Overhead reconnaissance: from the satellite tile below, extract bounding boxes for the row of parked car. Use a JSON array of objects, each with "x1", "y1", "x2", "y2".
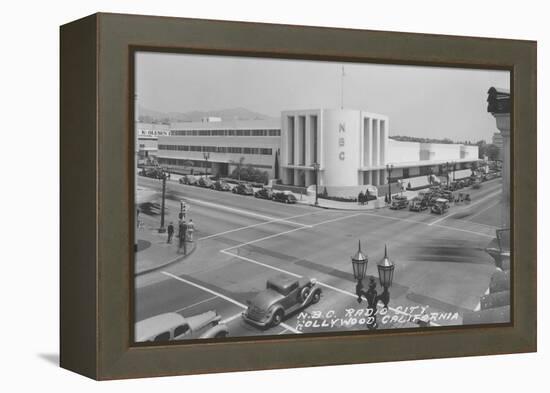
[
  {"x1": 178, "y1": 175, "x2": 298, "y2": 204},
  {"x1": 391, "y1": 171, "x2": 500, "y2": 215},
  {"x1": 390, "y1": 192, "x2": 451, "y2": 215}
]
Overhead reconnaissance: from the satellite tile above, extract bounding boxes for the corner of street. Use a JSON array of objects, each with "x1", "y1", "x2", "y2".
[{"x1": 135, "y1": 211, "x2": 197, "y2": 275}]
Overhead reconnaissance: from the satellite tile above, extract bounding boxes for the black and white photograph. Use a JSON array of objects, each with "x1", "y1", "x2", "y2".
[
  {"x1": 133, "y1": 52, "x2": 511, "y2": 343},
  {"x1": 2, "y1": 0, "x2": 545, "y2": 389}
]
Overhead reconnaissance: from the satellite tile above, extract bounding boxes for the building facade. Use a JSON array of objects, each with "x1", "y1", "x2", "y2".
[
  {"x1": 137, "y1": 122, "x2": 170, "y2": 164},
  {"x1": 280, "y1": 108, "x2": 478, "y2": 196},
  {"x1": 154, "y1": 108, "x2": 479, "y2": 195},
  {"x1": 156, "y1": 117, "x2": 281, "y2": 177}
]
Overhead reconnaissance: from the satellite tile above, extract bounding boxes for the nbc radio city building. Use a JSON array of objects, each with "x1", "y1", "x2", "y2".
[{"x1": 156, "y1": 108, "x2": 479, "y2": 196}]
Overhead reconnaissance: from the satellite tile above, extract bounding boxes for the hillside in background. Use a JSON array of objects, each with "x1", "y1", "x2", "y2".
[{"x1": 138, "y1": 106, "x2": 275, "y2": 124}]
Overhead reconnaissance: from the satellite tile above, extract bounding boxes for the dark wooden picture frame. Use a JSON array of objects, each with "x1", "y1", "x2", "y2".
[{"x1": 60, "y1": 13, "x2": 536, "y2": 380}]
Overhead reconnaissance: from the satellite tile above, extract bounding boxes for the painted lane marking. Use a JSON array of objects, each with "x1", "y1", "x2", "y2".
[
  {"x1": 199, "y1": 212, "x2": 317, "y2": 241},
  {"x1": 361, "y1": 212, "x2": 494, "y2": 238},
  {"x1": 466, "y1": 200, "x2": 500, "y2": 221},
  {"x1": 430, "y1": 223, "x2": 494, "y2": 238},
  {"x1": 181, "y1": 197, "x2": 312, "y2": 228},
  {"x1": 221, "y1": 250, "x2": 301, "y2": 277},
  {"x1": 428, "y1": 190, "x2": 501, "y2": 226},
  {"x1": 221, "y1": 312, "x2": 245, "y2": 324},
  {"x1": 174, "y1": 296, "x2": 217, "y2": 313},
  {"x1": 222, "y1": 213, "x2": 364, "y2": 252},
  {"x1": 161, "y1": 271, "x2": 301, "y2": 334}
]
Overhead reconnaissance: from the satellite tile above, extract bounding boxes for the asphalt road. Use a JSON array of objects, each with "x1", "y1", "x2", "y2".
[{"x1": 135, "y1": 176, "x2": 504, "y2": 340}]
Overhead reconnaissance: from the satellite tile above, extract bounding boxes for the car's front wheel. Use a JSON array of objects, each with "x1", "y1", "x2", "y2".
[{"x1": 271, "y1": 310, "x2": 284, "y2": 327}]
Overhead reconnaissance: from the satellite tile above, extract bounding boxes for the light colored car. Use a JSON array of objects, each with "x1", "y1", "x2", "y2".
[
  {"x1": 135, "y1": 311, "x2": 228, "y2": 343},
  {"x1": 242, "y1": 276, "x2": 321, "y2": 328}
]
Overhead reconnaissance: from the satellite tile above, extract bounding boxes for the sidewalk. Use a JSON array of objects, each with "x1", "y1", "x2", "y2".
[
  {"x1": 294, "y1": 191, "x2": 418, "y2": 211},
  {"x1": 135, "y1": 221, "x2": 197, "y2": 275}
]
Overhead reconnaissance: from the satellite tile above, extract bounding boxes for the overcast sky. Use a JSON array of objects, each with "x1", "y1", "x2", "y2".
[{"x1": 136, "y1": 52, "x2": 509, "y2": 143}]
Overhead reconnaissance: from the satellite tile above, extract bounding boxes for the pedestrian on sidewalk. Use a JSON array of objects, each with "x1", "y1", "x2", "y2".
[
  {"x1": 187, "y1": 219, "x2": 195, "y2": 242},
  {"x1": 178, "y1": 220, "x2": 188, "y2": 255},
  {"x1": 167, "y1": 222, "x2": 174, "y2": 243},
  {"x1": 358, "y1": 191, "x2": 364, "y2": 205}
]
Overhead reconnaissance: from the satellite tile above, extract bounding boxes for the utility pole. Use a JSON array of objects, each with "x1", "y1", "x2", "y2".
[
  {"x1": 386, "y1": 164, "x2": 394, "y2": 199},
  {"x1": 158, "y1": 174, "x2": 167, "y2": 233}
]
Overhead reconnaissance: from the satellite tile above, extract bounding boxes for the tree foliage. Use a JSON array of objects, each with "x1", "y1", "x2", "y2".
[
  {"x1": 476, "y1": 140, "x2": 501, "y2": 161},
  {"x1": 230, "y1": 164, "x2": 269, "y2": 184}
]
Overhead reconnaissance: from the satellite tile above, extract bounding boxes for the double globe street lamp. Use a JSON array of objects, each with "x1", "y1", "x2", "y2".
[{"x1": 351, "y1": 241, "x2": 396, "y2": 329}]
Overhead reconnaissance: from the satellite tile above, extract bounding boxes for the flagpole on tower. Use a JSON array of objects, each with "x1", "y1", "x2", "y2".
[
  {"x1": 341, "y1": 65, "x2": 345, "y2": 109},
  {"x1": 340, "y1": 65, "x2": 346, "y2": 109}
]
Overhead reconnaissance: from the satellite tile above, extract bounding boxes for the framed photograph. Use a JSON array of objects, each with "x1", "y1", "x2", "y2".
[{"x1": 60, "y1": 13, "x2": 537, "y2": 380}]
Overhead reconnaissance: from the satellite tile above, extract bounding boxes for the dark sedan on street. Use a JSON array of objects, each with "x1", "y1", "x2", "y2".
[
  {"x1": 254, "y1": 187, "x2": 273, "y2": 200},
  {"x1": 409, "y1": 196, "x2": 428, "y2": 212},
  {"x1": 232, "y1": 183, "x2": 254, "y2": 195},
  {"x1": 197, "y1": 177, "x2": 214, "y2": 188},
  {"x1": 212, "y1": 180, "x2": 231, "y2": 191},
  {"x1": 272, "y1": 191, "x2": 297, "y2": 204},
  {"x1": 389, "y1": 195, "x2": 408, "y2": 210},
  {"x1": 431, "y1": 198, "x2": 450, "y2": 214}
]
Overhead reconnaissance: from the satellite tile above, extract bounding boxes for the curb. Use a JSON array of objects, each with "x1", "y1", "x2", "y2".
[
  {"x1": 297, "y1": 201, "x2": 388, "y2": 212},
  {"x1": 135, "y1": 241, "x2": 197, "y2": 276}
]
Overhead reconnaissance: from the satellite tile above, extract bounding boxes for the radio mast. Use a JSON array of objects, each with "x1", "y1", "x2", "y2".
[{"x1": 340, "y1": 65, "x2": 346, "y2": 109}]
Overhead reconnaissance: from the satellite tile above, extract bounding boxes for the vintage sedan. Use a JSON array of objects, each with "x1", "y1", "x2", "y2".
[
  {"x1": 243, "y1": 276, "x2": 322, "y2": 328},
  {"x1": 197, "y1": 177, "x2": 214, "y2": 188},
  {"x1": 272, "y1": 191, "x2": 297, "y2": 204},
  {"x1": 409, "y1": 196, "x2": 428, "y2": 212},
  {"x1": 232, "y1": 183, "x2": 254, "y2": 195},
  {"x1": 212, "y1": 180, "x2": 231, "y2": 191},
  {"x1": 431, "y1": 198, "x2": 450, "y2": 215},
  {"x1": 254, "y1": 187, "x2": 273, "y2": 200},
  {"x1": 135, "y1": 311, "x2": 229, "y2": 343},
  {"x1": 389, "y1": 195, "x2": 408, "y2": 210}
]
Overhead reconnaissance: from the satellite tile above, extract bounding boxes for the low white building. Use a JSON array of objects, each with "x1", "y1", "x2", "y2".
[
  {"x1": 137, "y1": 122, "x2": 170, "y2": 164},
  {"x1": 280, "y1": 108, "x2": 479, "y2": 196},
  {"x1": 157, "y1": 118, "x2": 281, "y2": 176},
  {"x1": 154, "y1": 108, "x2": 479, "y2": 196}
]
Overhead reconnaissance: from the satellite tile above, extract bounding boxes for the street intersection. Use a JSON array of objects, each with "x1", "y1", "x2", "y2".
[{"x1": 135, "y1": 176, "x2": 503, "y2": 338}]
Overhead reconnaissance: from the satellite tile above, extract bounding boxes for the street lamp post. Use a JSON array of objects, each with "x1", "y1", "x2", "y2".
[
  {"x1": 351, "y1": 242, "x2": 395, "y2": 330},
  {"x1": 452, "y1": 161, "x2": 456, "y2": 182},
  {"x1": 311, "y1": 162, "x2": 320, "y2": 206},
  {"x1": 386, "y1": 164, "x2": 394, "y2": 201},
  {"x1": 158, "y1": 172, "x2": 167, "y2": 233},
  {"x1": 203, "y1": 152, "x2": 211, "y2": 177}
]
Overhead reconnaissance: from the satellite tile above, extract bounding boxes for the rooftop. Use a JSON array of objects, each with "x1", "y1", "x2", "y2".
[{"x1": 171, "y1": 117, "x2": 281, "y2": 131}]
